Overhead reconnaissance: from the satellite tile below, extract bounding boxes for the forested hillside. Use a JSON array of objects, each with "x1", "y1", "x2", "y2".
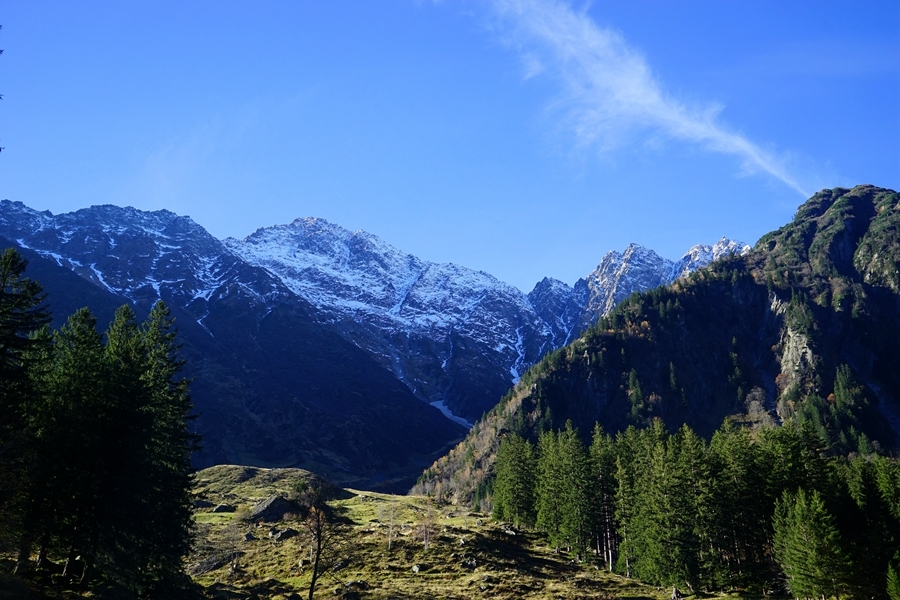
[
  {"x1": 492, "y1": 420, "x2": 899, "y2": 597},
  {"x1": 412, "y1": 184, "x2": 900, "y2": 596},
  {"x1": 416, "y1": 184, "x2": 899, "y2": 502}
]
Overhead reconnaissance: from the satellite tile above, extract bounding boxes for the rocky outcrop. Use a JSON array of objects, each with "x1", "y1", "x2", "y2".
[{"x1": 248, "y1": 496, "x2": 302, "y2": 523}]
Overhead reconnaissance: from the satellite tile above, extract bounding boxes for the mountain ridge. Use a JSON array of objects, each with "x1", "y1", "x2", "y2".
[{"x1": 0, "y1": 200, "x2": 468, "y2": 491}]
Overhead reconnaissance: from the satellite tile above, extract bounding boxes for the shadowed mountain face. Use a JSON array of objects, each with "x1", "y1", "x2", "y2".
[
  {"x1": 415, "y1": 185, "x2": 900, "y2": 503},
  {"x1": 0, "y1": 203, "x2": 466, "y2": 491}
]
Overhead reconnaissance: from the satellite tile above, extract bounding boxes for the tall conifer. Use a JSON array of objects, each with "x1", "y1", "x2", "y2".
[
  {"x1": 773, "y1": 488, "x2": 852, "y2": 599},
  {"x1": 589, "y1": 424, "x2": 618, "y2": 571},
  {"x1": 0, "y1": 248, "x2": 50, "y2": 552},
  {"x1": 493, "y1": 434, "x2": 536, "y2": 528}
]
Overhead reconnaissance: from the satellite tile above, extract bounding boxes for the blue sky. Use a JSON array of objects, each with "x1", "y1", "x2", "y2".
[{"x1": 1, "y1": 1, "x2": 897, "y2": 291}]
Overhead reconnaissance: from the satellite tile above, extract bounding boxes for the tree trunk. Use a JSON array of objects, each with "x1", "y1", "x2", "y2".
[
  {"x1": 307, "y1": 535, "x2": 322, "y2": 600},
  {"x1": 13, "y1": 536, "x2": 33, "y2": 575}
]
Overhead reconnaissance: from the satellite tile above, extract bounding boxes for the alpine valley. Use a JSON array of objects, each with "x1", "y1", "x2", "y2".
[{"x1": 0, "y1": 196, "x2": 751, "y2": 488}]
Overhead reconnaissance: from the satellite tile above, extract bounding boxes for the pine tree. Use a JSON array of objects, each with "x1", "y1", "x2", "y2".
[
  {"x1": 535, "y1": 422, "x2": 593, "y2": 557},
  {"x1": 616, "y1": 422, "x2": 707, "y2": 589},
  {"x1": 613, "y1": 425, "x2": 645, "y2": 577},
  {"x1": 773, "y1": 488, "x2": 852, "y2": 599},
  {"x1": 589, "y1": 424, "x2": 618, "y2": 571},
  {"x1": 0, "y1": 248, "x2": 50, "y2": 398},
  {"x1": 19, "y1": 307, "x2": 109, "y2": 578},
  {"x1": 835, "y1": 455, "x2": 900, "y2": 597},
  {"x1": 760, "y1": 421, "x2": 830, "y2": 501},
  {"x1": 888, "y1": 562, "x2": 900, "y2": 600},
  {"x1": 705, "y1": 421, "x2": 769, "y2": 587},
  {"x1": 134, "y1": 301, "x2": 198, "y2": 591},
  {"x1": 556, "y1": 422, "x2": 592, "y2": 558},
  {"x1": 11, "y1": 302, "x2": 197, "y2": 593},
  {"x1": 671, "y1": 425, "x2": 708, "y2": 589},
  {"x1": 536, "y1": 430, "x2": 564, "y2": 548},
  {"x1": 0, "y1": 248, "x2": 50, "y2": 553},
  {"x1": 492, "y1": 434, "x2": 536, "y2": 528}
]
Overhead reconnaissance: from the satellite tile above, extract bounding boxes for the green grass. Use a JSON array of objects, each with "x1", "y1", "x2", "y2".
[{"x1": 189, "y1": 465, "x2": 761, "y2": 599}]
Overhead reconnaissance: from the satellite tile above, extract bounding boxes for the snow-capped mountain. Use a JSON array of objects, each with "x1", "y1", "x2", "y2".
[
  {"x1": 0, "y1": 199, "x2": 749, "y2": 480},
  {"x1": 226, "y1": 217, "x2": 749, "y2": 421},
  {"x1": 224, "y1": 218, "x2": 554, "y2": 422},
  {"x1": 0, "y1": 201, "x2": 468, "y2": 490},
  {"x1": 0, "y1": 200, "x2": 285, "y2": 315},
  {"x1": 670, "y1": 238, "x2": 751, "y2": 280},
  {"x1": 528, "y1": 238, "x2": 751, "y2": 346}
]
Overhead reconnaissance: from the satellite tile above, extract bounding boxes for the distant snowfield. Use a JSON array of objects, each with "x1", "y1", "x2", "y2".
[{"x1": 429, "y1": 400, "x2": 473, "y2": 429}]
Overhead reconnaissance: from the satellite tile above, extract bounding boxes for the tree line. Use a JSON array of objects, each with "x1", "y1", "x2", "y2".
[
  {"x1": 492, "y1": 417, "x2": 900, "y2": 598},
  {"x1": 0, "y1": 248, "x2": 198, "y2": 596}
]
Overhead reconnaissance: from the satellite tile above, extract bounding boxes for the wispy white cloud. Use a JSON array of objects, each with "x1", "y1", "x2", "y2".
[{"x1": 488, "y1": 0, "x2": 810, "y2": 196}]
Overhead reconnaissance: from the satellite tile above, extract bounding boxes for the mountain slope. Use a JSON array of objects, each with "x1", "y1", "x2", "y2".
[
  {"x1": 0, "y1": 201, "x2": 466, "y2": 490},
  {"x1": 414, "y1": 185, "x2": 900, "y2": 503},
  {"x1": 224, "y1": 218, "x2": 553, "y2": 422},
  {"x1": 226, "y1": 217, "x2": 748, "y2": 422}
]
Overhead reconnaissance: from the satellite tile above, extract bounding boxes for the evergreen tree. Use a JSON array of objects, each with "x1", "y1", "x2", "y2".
[
  {"x1": 613, "y1": 425, "x2": 645, "y2": 578},
  {"x1": 835, "y1": 455, "x2": 900, "y2": 598},
  {"x1": 627, "y1": 369, "x2": 646, "y2": 424},
  {"x1": 133, "y1": 301, "x2": 198, "y2": 591},
  {"x1": 759, "y1": 420, "x2": 830, "y2": 501},
  {"x1": 0, "y1": 248, "x2": 50, "y2": 551},
  {"x1": 492, "y1": 433, "x2": 536, "y2": 528},
  {"x1": 11, "y1": 302, "x2": 197, "y2": 593},
  {"x1": 535, "y1": 422, "x2": 593, "y2": 557},
  {"x1": 556, "y1": 421, "x2": 592, "y2": 558},
  {"x1": 671, "y1": 425, "x2": 709, "y2": 589},
  {"x1": 773, "y1": 488, "x2": 852, "y2": 599},
  {"x1": 589, "y1": 424, "x2": 618, "y2": 571},
  {"x1": 0, "y1": 248, "x2": 50, "y2": 399},
  {"x1": 888, "y1": 562, "x2": 900, "y2": 600},
  {"x1": 705, "y1": 421, "x2": 770, "y2": 588},
  {"x1": 536, "y1": 430, "x2": 564, "y2": 548},
  {"x1": 91, "y1": 302, "x2": 197, "y2": 593},
  {"x1": 19, "y1": 307, "x2": 109, "y2": 578}
]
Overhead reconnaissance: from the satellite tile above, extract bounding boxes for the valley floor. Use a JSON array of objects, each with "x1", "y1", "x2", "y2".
[{"x1": 187, "y1": 466, "x2": 765, "y2": 600}]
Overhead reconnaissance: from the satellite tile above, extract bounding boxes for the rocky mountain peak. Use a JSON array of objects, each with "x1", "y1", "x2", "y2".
[
  {"x1": 670, "y1": 237, "x2": 750, "y2": 280},
  {"x1": 0, "y1": 201, "x2": 287, "y2": 316}
]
